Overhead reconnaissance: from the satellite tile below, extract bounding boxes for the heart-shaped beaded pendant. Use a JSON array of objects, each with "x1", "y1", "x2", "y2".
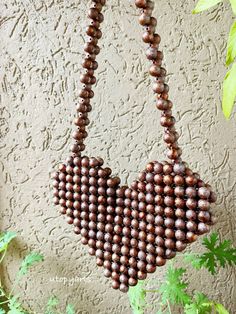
[
  {"x1": 52, "y1": 156, "x2": 216, "y2": 292},
  {"x1": 52, "y1": 0, "x2": 217, "y2": 293}
]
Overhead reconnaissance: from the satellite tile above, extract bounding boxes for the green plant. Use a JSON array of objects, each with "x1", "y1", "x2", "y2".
[
  {"x1": 128, "y1": 232, "x2": 236, "y2": 314},
  {"x1": 0, "y1": 231, "x2": 75, "y2": 314},
  {"x1": 192, "y1": 0, "x2": 236, "y2": 119}
]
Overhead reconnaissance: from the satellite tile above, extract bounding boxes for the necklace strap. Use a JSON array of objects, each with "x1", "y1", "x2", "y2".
[{"x1": 71, "y1": 0, "x2": 182, "y2": 163}]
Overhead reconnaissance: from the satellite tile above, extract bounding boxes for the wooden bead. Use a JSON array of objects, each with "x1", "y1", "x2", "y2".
[
  {"x1": 135, "y1": 0, "x2": 148, "y2": 8},
  {"x1": 146, "y1": 47, "x2": 158, "y2": 60},
  {"x1": 142, "y1": 32, "x2": 154, "y2": 43},
  {"x1": 139, "y1": 14, "x2": 151, "y2": 26},
  {"x1": 153, "y1": 82, "x2": 165, "y2": 93}
]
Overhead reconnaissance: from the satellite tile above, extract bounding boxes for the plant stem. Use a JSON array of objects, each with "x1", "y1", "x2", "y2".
[
  {"x1": 9, "y1": 274, "x2": 21, "y2": 298},
  {"x1": 167, "y1": 300, "x2": 172, "y2": 314},
  {"x1": 144, "y1": 289, "x2": 159, "y2": 293},
  {"x1": 0, "y1": 250, "x2": 7, "y2": 264}
]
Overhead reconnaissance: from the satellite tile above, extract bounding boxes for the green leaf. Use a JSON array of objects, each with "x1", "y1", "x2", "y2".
[
  {"x1": 45, "y1": 296, "x2": 59, "y2": 314},
  {"x1": 8, "y1": 296, "x2": 27, "y2": 314},
  {"x1": 0, "y1": 288, "x2": 5, "y2": 298},
  {"x1": 226, "y1": 21, "x2": 236, "y2": 66},
  {"x1": 214, "y1": 303, "x2": 230, "y2": 314},
  {"x1": 0, "y1": 309, "x2": 6, "y2": 314},
  {"x1": 0, "y1": 232, "x2": 17, "y2": 253},
  {"x1": 192, "y1": 0, "x2": 222, "y2": 14},
  {"x1": 159, "y1": 266, "x2": 191, "y2": 306},
  {"x1": 184, "y1": 253, "x2": 202, "y2": 269},
  {"x1": 18, "y1": 252, "x2": 44, "y2": 277},
  {"x1": 198, "y1": 232, "x2": 236, "y2": 274},
  {"x1": 66, "y1": 304, "x2": 75, "y2": 314},
  {"x1": 222, "y1": 63, "x2": 236, "y2": 119},
  {"x1": 128, "y1": 281, "x2": 146, "y2": 314},
  {"x1": 229, "y1": 0, "x2": 236, "y2": 15},
  {"x1": 184, "y1": 293, "x2": 212, "y2": 314}
]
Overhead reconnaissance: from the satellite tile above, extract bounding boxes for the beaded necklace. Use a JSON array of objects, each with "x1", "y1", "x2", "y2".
[{"x1": 52, "y1": 0, "x2": 217, "y2": 293}]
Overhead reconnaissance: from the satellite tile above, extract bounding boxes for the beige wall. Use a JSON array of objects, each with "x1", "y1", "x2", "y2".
[{"x1": 1, "y1": 0, "x2": 236, "y2": 313}]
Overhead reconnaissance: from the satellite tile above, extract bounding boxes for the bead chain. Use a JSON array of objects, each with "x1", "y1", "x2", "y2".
[{"x1": 71, "y1": 0, "x2": 182, "y2": 162}]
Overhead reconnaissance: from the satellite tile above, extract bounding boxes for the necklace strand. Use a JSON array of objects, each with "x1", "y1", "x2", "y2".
[{"x1": 71, "y1": 0, "x2": 182, "y2": 163}]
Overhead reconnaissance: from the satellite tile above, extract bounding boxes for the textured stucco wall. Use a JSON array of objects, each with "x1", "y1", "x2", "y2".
[{"x1": 0, "y1": 0, "x2": 236, "y2": 313}]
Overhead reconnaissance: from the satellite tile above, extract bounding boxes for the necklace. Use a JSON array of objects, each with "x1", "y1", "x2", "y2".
[{"x1": 52, "y1": 0, "x2": 217, "y2": 293}]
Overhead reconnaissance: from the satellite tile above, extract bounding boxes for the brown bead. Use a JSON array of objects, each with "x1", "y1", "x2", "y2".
[
  {"x1": 175, "y1": 230, "x2": 186, "y2": 241},
  {"x1": 175, "y1": 208, "x2": 185, "y2": 218},
  {"x1": 186, "y1": 231, "x2": 197, "y2": 243},
  {"x1": 160, "y1": 116, "x2": 175, "y2": 127},
  {"x1": 185, "y1": 175, "x2": 197, "y2": 186},
  {"x1": 198, "y1": 223, "x2": 210, "y2": 234},
  {"x1": 153, "y1": 82, "x2": 165, "y2": 94},
  {"x1": 139, "y1": 14, "x2": 151, "y2": 25},
  {"x1": 165, "y1": 239, "x2": 175, "y2": 250},
  {"x1": 186, "y1": 198, "x2": 197, "y2": 210},
  {"x1": 146, "y1": 47, "x2": 158, "y2": 60},
  {"x1": 185, "y1": 187, "x2": 197, "y2": 198},
  {"x1": 156, "y1": 256, "x2": 166, "y2": 266},
  {"x1": 167, "y1": 148, "x2": 180, "y2": 160},
  {"x1": 198, "y1": 211, "x2": 211, "y2": 223},
  {"x1": 176, "y1": 241, "x2": 187, "y2": 252},
  {"x1": 164, "y1": 196, "x2": 174, "y2": 207},
  {"x1": 128, "y1": 278, "x2": 138, "y2": 286},
  {"x1": 165, "y1": 228, "x2": 175, "y2": 239},
  {"x1": 135, "y1": 0, "x2": 148, "y2": 8},
  {"x1": 198, "y1": 187, "x2": 211, "y2": 199},
  {"x1": 164, "y1": 218, "x2": 175, "y2": 228},
  {"x1": 111, "y1": 272, "x2": 119, "y2": 281},
  {"x1": 209, "y1": 191, "x2": 217, "y2": 203},
  {"x1": 155, "y1": 236, "x2": 164, "y2": 247},
  {"x1": 137, "y1": 271, "x2": 147, "y2": 280},
  {"x1": 88, "y1": 8, "x2": 99, "y2": 19},
  {"x1": 112, "y1": 281, "x2": 119, "y2": 290},
  {"x1": 186, "y1": 210, "x2": 197, "y2": 220},
  {"x1": 164, "y1": 207, "x2": 175, "y2": 217},
  {"x1": 175, "y1": 219, "x2": 185, "y2": 230},
  {"x1": 146, "y1": 264, "x2": 156, "y2": 273},
  {"x1": 174, "y1": 186, "x2": 185, "y2": 197},
  {"x1": 163, "y1": 175, "x2": 173, "y2": 185},
  {"x1": 174, "y1": 175, "x2": 185, "y2": 186},
  {"x1": 198, "y1": 199, "x2": 210, "y2": 211},
  {"x1": 119, "y1": 274, "x2": 128, "y2": 284},
  {"x1": 165, "y1": 249, "x2": 176, "y2": 259},
  {"x1": 186, "y1": 221, "x2": 197, "y2": 232}
]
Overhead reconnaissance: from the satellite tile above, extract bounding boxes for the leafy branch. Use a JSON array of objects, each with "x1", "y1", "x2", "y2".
[
  {"x1": 193, "y1": 0, "x2": 236, "y2": 119},
  {"x1": 0, "y1": 231, "x2": 75, "y2": 314},
  {"x1": 128, "y1": 232, "x2": 235, "y2": 314},
  {"x1": 184, "y1": 232, "x2": 236, "y2": 274}
]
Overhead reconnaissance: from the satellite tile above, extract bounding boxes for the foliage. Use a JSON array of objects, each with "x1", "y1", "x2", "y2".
[
  {"x1": 128, "y1": 281, "x2": 146, "y2": 314},
  {"x1": 45, "y1": 296, "x2": 75, "y2": 314},
  {"x1": 222, "y1": 63, "x2": 236, "y2": 118},
  {"x1": 193, "y1": 0, "x2": 236, "y2": 118},
  {"x1": 184, "y1": 292, "x2": 229, "y2": 314},
  {"x1": 192, "y1": 0, "x2": 222, "y2": 13},
  {"x1": 184, "y1": 292, "x2": 212, "y2": 314},
  {"x1": 185, "y1": 232, "x2": 236, "y2": 274},
  {"x1": 0, "y1": 232, "x2": 17, "y2": 254},
  {"x1": 65, "y1": 304, "x2": 75, "y2": 314},
  {"x1": 18, "y1": 253, "x2": 44, "y2": 277},
  {"x1": 159, "y1": 266, "x2": 191, "y2": 306},
  {"x1": 128, "y1": 232, "x2": 235, "y2": 314},
  {"x1": 45, "y1": 297, "x2": 59, "y2": 314},
  {"x1": 226, "y1": 21, "x2": 236, "y2": 66},
  {"x1": 0, "y1": 231, "x2": 75, "y2": 314}
]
